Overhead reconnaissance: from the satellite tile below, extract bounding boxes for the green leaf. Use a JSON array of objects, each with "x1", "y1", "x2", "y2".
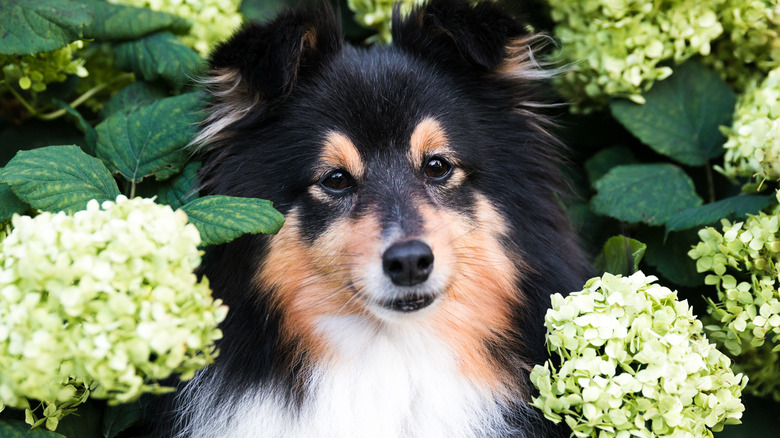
[
  {"x1": 640, "y1": 228, "x2": 704, "y2": 287},
  {"x1": 0, "y1": 0, "x2": 94, "y2": 55},
  {"x1": 240, "y1": 0, "x2": 289, "y2": 22},
  {"x1": 0, "y1": 145, "x2": 120, "y2": 213},
  {"x1": 101, "y1": 81, "x2": 168, "y2": 119},
  {"x1": 114, "y1": 32, "x2": 204, "y2": 92},
  {"x1": 55, "y1": 400, "x2": 102, "y2": 438},
  {"x1": 181, "y1": 195, "x2": 285, "y2": 246},
  {"x1": 584, "y1": 146, "x2": 638, "y2": 185},
  {"x1": 610, "y1": 61, "x2": 736, "y2": 166},
  {"x1": 95, "y1": 92, "x2": 202, "y2": 184},
  {"x1": 0, "y1": 183, "x2": 29, "y2": 222},
  {"x1": 0, "y1": 420, "x2": 65, "y2": 437},
  {"x1": 153, "y1": 161, "x2": 200, "y2": 209},
  {"x1": 0, "y1": 119, "x2": 86, "y2": 166},
  {"x1": 84, "y1": 0, "x2": 190, "y2": 41},
  {"x1": 55, "y1": 100, "x2": 97, "y2": 155},
  {"x1": 591, "y1": 163, "x2": 703, "y2": 226},
  {"x1": 665, "y1": 194, "x2": 775, "y2": 234},
  {"x1": 593, "y1": 235, "x2": 647, "y2": 276},
  {"x1": 101, "y1": 402, "x2": 142, "y2": 438},
  {"x1": 137, "y1": 161, "x2": 201, "y2": 210}
]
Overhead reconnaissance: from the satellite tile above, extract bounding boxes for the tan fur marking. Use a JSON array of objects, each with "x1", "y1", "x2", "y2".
[
  {"x1": 256, "y1": 209, "x2": 381, "y2": 363},
  {"x1": 301, "y1": 26, "x2": 318, "y2": 51},
  {"x1": 409, "y1": 117, "x2": 453, "y2": 170},
  {"x1": 318, "y1": 131, "x2": 364, "y2": 180},
  {"x1": 425, "y1": 195, "x2": 526, "y2": 395}
]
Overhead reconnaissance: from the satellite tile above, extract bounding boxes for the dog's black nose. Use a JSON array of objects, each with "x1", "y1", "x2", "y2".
[{"x1": 382, "y1": 240, "x2": 434, "y2": 286}]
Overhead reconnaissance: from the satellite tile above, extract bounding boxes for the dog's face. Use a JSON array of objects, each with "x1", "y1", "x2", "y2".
[{"x1": 196, "y1": 0, "x2": 588, "y2": 372}]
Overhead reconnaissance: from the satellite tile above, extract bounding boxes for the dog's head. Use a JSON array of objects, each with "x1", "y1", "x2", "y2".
[{"x1": 195, "y1": 0, "x2": 586, "y2": 371}]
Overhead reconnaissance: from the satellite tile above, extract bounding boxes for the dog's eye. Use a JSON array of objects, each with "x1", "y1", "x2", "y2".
[
  {"x1": 319, "y1": 170, "x2": 353, "y2": 193},
  {"x1": 424, "y1": 157, "x2": 452, "y2": 180}
]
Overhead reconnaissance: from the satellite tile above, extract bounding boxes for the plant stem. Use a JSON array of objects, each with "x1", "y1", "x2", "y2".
[
  {"x1": 9, "y1": 73, "x2": 135, "y2": 121},
  {"x1": 705, "y1": 160, "x2": 716, "y2": 204}
]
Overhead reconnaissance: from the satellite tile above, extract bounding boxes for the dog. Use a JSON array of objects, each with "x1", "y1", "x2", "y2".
[{"x1": 163, "y1": 0, "x2": 590, "y2": 436}]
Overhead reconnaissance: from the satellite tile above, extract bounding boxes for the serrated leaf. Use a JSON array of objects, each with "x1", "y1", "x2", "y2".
[
  {"x1": 0, "y1": 145, "x2": 120, "y2": 213},
  {"x1": 181, "y1": 195, "x2": 285, "y2": 246},
  {"x1": 0, "y1": 183, "x2": 29, "y2": 222},
  {"x1": 665, "y1": 194, "x2": 775, "y2": 234},
  {"x1": 154, "y1": 161, "x2": 200, "y2": 209},
  {"x1": 95, "y1": 92, "x2": 202, "y2": 183},
  {"x1": 101, "y1": 402, "x2": 142, "y2": 438},
  {"x1": 640, "y1": 228, "x2": 703, "y2": 287},
  {"x1": 591, "y1": 164, "x2": 703, "y2": 226},
  {"x1": 101, "y1": 81, "x2": 168, "y2": 119},
  {"x1": 114, "y1": 31, "x2": 204, "y2": 92},
  {"x1": 83, "y1": 0, "x2": 190, "y2": 41},
  {"x1": 584, "y1": 146, "x2": 638, "y2": 185},
  {"x1": 593, "y1": 235, "x2": 647, "y2": 276},
  {"x1": 137, "y1": 161, "x2": 201, "y2": 210},
  {"x1": 610, "y1": 61, "x2": 736, "y2": 166},
  {"x1": 0, "y1": 420, "x2": 65, "y2": 437},
  {"x1": 0, "y1": 0, "x2": 93, "y2": 55}
]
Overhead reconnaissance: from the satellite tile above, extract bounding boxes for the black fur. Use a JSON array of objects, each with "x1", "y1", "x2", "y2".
[{"x1": 158, "y1": 1, "x2": 590, "y2": 436}]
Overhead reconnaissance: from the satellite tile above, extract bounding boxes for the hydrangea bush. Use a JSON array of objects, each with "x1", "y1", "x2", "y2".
[
  {"x1": 705, "y1": 0, "x2": 780, "y2": 90},
  {"x1": 720, "y1": 66, "x2": 780, "y2": 184},
  {"x1": 530, "y1": 272, "x2": 746, "y2": 437},
  {"x1": 547, "y1": 0, "x2": 726, "y2": 109},
  {"x1": 0, "y1": 196, "x2": 227, "y2": 429},
  {"x1": 547, "y1": 0, "x2": 779, "y2": 110},
  {"x1": 688, "y1": 204, "x2": 780, "y2": 400},
  {"x1": 108, "y1": 0, "x2": 243, "y2": 56}
]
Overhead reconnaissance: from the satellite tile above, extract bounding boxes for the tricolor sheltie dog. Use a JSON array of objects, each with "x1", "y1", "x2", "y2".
[{"x1": 165, "y1": 0, "x2": 590, "y2": 436}]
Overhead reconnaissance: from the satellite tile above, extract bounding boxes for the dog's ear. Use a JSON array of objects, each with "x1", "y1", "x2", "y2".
[
  {"x1": 195, "y1": 3, "x2": 341, "y2": 147},
  {"x1": 392, "y1": 0, "x2": 544, "y2": 76}
]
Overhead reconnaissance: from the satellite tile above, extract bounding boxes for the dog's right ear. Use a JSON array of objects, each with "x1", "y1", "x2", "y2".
[{"x1": 195, "y1": 4, "x2": 342, "y2": 148}]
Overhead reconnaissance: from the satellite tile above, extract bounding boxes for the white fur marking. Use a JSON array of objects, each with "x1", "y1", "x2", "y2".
[{"x1": 178, "y1": 316, "x2": 532, "y2": 438}]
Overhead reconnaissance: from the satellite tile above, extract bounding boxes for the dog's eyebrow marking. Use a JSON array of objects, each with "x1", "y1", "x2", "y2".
[
  {"x1": 317, "y1": 131, "x2": 364, "y2": 179},
  {"x1": 409, "y1": 117, "x2": 453, "y2": 169}
]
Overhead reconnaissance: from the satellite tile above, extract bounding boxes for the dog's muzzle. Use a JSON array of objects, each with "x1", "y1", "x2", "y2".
[{"x1": 381, "y1": 240, "x2": 436, "y2": 312}]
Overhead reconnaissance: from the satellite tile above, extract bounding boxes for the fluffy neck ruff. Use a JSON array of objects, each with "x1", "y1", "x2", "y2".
[{"x1": 176, "y1": 312, "x2": 545, "y2": 438}]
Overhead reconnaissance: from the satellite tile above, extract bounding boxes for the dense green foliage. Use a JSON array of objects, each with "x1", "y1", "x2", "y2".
[{"x1": 1, "y1": 0, "x2": 780, "y2": 436}]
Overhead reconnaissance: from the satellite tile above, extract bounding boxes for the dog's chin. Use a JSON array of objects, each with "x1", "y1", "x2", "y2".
[
  {"x1": 380, "y1": 293, "x2": 437, "y2": 313},
  {"x1": 363, "y1": 288, "x2": 443, "y2": 321}
]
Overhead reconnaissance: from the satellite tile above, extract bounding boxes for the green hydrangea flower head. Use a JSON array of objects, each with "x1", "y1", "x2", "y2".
[
  {"x1": 347, "y1": 0, "x2": 423, "y2": 43},
  {"x1": 108, "y1": 0, "x2": 243, "y2": 56},
  {"x1": 1, "y1": 41, "x2": 88, "y2": 93},
  {"x1": 530, "y1": 271, "x2": 746, "y2": 437},
  {"x1": 704, "y1": 0, "x2": 779, "y2": 90},
  {"x1": 689, "y1": 205, "x2": 780, "y2": 399},
  {"x1": 0, "y1": 196, "x2": 227, "y2": 429},
  {"x1": 548, "y1": 0, "x2": 727, "y2": 111},
  {"x1": 719, "y1": 66, "x2": 780, "y2": 183}
]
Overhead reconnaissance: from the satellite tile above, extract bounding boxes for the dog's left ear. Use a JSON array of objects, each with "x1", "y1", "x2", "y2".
[{"x1": 392, "y1": 0, "x2": 540, "y2": 76}]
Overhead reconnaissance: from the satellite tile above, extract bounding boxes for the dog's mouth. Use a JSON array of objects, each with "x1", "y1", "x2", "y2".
[{"x1": 380, "y1": 294, "x2": 436, "y2": 313}]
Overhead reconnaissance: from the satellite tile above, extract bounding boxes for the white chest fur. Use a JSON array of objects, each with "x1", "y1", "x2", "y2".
[{"x1": 180, "y1": 315, "x2": 529, "y2": 438}]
